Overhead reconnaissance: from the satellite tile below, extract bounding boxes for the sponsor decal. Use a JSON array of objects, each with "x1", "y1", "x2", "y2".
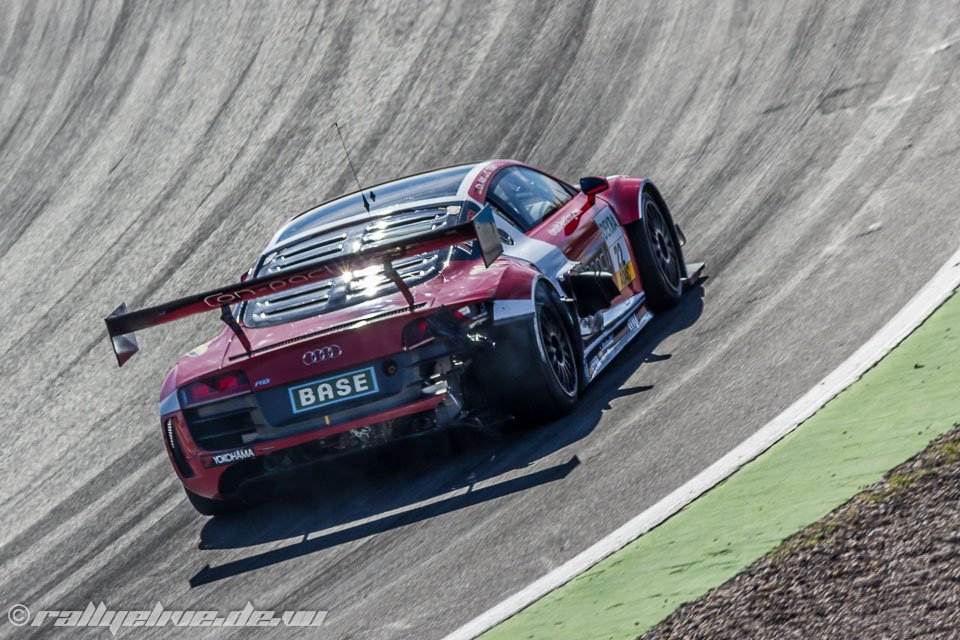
[
  {"x1": 470, "y1": 161, "x2": 507, "y2": 200},
  {"x1": 202, "y1": 266, "x2": 337, "y2": 308},
  {"x1": 301, "y1": 345, "x2": 342, "y2": 366},
  {"x1": 584, "y1": 246, "x2": 613, "y2": 273},
  {"x1": 599, "y1": 333, "x2": 615, "y2": 352},
  {"x1": 288, "y1": 367, "x2": 379, "y2": 415},
  {"x1": 185, "y1": 341, "x2": 210, "y2": 357},
  {"x1": 588, "y1": 355, "x2": 602, "y2": 377},
  {"x1": 587, "y1": 309, "x2": 653, "y2": 379},
  {"x1": 596, "y1": 208, "x2": 620, "y2": 240},
  {"x1": 205, "y1": 447, "x2": 255, "y2": 467},
  {"x1": 595, "y1": 208, "x2": 636, "y2": 290},
  {"x1": 254, "y1": 377, "x2": 271, "y2": 387},
  {"x1": 548, "y1": 207, "x2": 584, "y2": 236}
]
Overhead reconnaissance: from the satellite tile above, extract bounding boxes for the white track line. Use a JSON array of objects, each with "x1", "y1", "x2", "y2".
[{"x1": 444, "y1": 247, "x2": 960, "y2": 640}]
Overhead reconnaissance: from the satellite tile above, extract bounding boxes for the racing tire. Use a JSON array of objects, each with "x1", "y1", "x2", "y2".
[
  {"x1": 478, "y1": 282, "x2": 580, "y2": 427},
  {"x1": 184, "y1": 488, "x2": 246, "y2": 516},
  {"x1": 629, "y1": 190, "x2": 685, "y2": 313}
]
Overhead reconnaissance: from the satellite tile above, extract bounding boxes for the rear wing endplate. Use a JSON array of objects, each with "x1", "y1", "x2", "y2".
[{"x1": 105, "y1": 205, "x2": 502, "y2": 367}]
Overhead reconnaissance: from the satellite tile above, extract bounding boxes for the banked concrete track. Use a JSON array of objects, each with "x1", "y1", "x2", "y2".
[{"x1": 1, "y1": 1, "x2": 959, "y2": 638}]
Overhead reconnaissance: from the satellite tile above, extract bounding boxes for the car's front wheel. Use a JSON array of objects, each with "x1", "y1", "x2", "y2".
[{"x1": 629, "y1": 190, "x2": 685, "y2": 313}]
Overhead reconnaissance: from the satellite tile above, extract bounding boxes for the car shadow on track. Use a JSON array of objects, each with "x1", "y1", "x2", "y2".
[{"x1": 189, "y1": 282, "x2": 706, "y2": 588}]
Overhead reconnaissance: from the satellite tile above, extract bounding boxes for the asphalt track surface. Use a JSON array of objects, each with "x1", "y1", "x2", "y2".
[{"x1": 1, "y1": 2, "x2": 959, "y2": 638}]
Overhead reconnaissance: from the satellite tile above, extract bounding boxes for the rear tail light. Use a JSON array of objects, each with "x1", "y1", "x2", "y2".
[
  {"x1": 181, "y1": 371, "x2": 250, "y2": 405},
  {"x1": 163, "y1": 417, "x2": 195, "y2": 478},
  {"x1": 165, "y1": 418, "x2": 176, "y2": 450}
]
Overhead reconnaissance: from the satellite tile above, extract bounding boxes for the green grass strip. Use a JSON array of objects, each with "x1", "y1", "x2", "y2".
[{"x1": 483, "y1": 291, "x2": 960, "y2": 640}]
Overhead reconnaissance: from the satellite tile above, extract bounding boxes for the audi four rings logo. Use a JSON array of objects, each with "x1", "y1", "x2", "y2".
[{"x1": 302, "y1": 345, "x2": 342, "y2": 365}]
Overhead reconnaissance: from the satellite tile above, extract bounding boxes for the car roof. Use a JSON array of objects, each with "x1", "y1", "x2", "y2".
[{"x1": 269, "y1": 162, "x2": 482, "y2": 248}]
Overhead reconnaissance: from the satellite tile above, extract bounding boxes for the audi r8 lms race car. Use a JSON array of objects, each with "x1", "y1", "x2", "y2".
[{"x1": 105, "y1": 160, "x2": 703, "y2": 515}]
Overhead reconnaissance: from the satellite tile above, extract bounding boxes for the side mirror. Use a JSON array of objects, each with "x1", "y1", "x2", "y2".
[{"x1": 579, "y1": 176, "x2": 608, "y2": 196}]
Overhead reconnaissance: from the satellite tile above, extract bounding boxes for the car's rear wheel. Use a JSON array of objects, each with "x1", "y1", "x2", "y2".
[
  {"x1": 184, "y1": 487, "x2": 245, "y2": 516},
  {"x1": 629, "y1": 190, "x2": 685, "y2": 313},
  {"x1": 477, "y1": 282, "x2": 580, "y2": 426}
]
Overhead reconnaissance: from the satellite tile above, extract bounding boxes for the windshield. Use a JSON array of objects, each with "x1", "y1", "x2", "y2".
[{"x1": 275, "y1": 164, "x2": 474, "y2": 244}]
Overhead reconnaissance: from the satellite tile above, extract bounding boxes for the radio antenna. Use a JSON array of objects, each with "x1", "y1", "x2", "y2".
[
  {"x1": 333, "y1": 122, "x2": 370, "y2": 212},
  {"x1": 333, "y1": 122, "x2": 362, "y2": 191}
]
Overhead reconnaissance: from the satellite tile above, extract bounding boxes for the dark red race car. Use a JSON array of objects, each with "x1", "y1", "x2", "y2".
[{"x1": 106, "y1": 160, "x2": 703, "y2": 514}]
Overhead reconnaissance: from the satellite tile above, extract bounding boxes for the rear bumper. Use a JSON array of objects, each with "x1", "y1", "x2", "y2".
[
  {"x1": 165, "y1": 333, "x2": 477, "y2": 500},
  {"x1": 174, "y1": 393, "x2": 447, "y2": 500},
  {"x1": 160, "y1": 304, "x2": 527, "y2": 501}
]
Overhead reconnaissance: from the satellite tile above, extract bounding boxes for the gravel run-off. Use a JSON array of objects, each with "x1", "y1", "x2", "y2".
[{"x1": 642, "y1": 426, "x2": 960, "y2": 640}]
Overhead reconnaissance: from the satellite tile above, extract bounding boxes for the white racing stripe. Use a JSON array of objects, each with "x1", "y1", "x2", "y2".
[{"x1": 444, "y1": 246, "x2": 960, "y2": 640}]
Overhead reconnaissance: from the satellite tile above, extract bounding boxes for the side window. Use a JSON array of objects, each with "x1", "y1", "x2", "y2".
[{"x1": 488, "y1": 167, "x2": 574, "y2": 231}]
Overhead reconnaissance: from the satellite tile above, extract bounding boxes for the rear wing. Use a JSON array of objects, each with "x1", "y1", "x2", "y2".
[{"x1": 105, "y1": 204, "x2": 503, "y2": 367}]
